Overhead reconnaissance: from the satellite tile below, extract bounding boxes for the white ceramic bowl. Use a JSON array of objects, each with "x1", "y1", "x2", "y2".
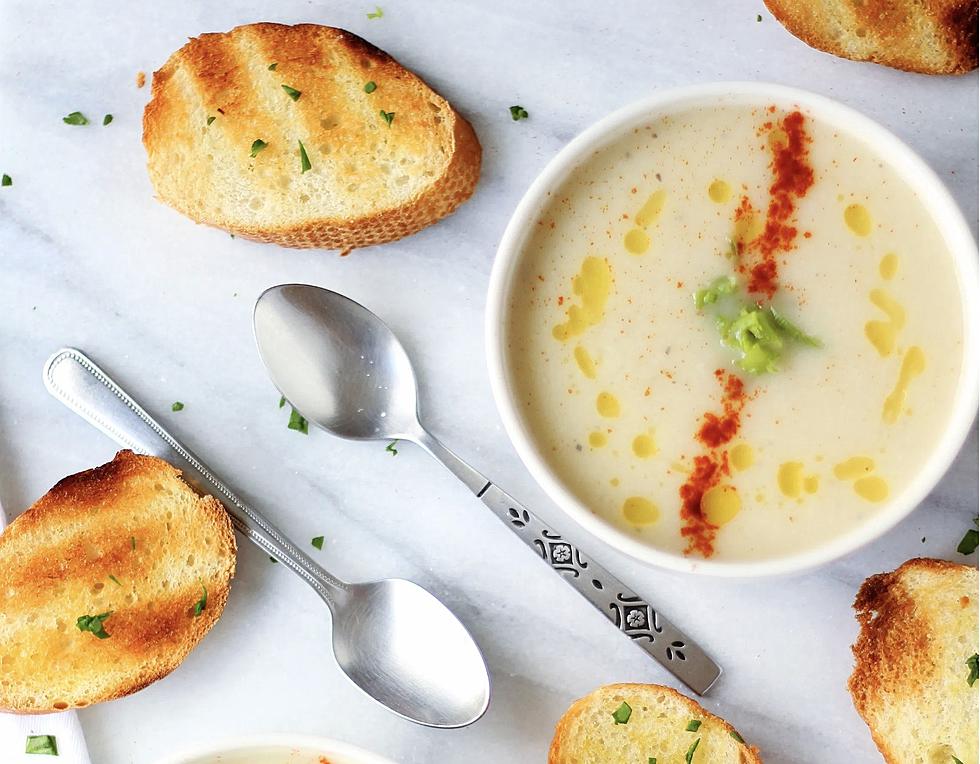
[
  {"x1": 151, "y1": 734, "x2": 398, "y2": 764},
  {"x1": 486, "y1": 81, "x2": 979, "y2": 577}
]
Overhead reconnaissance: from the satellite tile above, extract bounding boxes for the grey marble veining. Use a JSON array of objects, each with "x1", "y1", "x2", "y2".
[{"x1": 1, "y1": 1, "x2": 977, "y2": 762}]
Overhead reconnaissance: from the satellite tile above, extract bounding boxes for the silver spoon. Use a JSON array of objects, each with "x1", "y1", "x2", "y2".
[
  {"x1": 253, "y1": 284, "x2": 722, "y2": 695},
  {"x1": 42, "y1": 347, "x2": 491, "y2": 728}
]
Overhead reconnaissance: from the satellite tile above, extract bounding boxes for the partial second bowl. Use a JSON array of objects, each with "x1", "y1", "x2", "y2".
[
  {"x1": 151, "y1": 734, "x2": 397, "y2": 764},
  {"x1": 486, "y1": 82, "x2": 978, "y2": 577}
]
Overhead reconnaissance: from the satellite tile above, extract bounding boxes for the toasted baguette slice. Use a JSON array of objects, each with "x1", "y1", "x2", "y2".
[
  {"x1": 549, "y1": 683, "x2": 762, "y2": 763},
  {"x1": 849, "y1": 558, "x2": 979, "y2": 764},
  {"x1": 764, "y1": 0, "x2": 978, "y2": 74},
  {"x1": 0, "y1": 451, "x2": 236, "y2": 713},
  {"x1": 143, "y1": 22, "x2": 481, "y2": 253}
]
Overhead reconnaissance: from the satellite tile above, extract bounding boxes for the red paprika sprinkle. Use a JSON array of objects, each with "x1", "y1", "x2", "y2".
[
  {"x1": 736, "y1": 109, "x2": 814, "y2": 299},
  {"x1": 678, "y1": 370, "x2": 748, "y2": 557}
]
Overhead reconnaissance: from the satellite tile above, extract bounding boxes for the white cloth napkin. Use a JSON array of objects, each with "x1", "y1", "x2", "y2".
[{"x1": 0, "y1": 497, "x2": 92, "y2": 763}]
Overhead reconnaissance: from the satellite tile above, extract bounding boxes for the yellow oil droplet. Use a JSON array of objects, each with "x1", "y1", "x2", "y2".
[
  {"x1": 777, "y1": 461, "x2": 805, "y2": 498},
  {"x1": 729, "y1": 443, "x2": 754, "y2": 471},
  {"x1": 833, "y1": 457, "x2": 875, "y2": 481},
  {"x1": 844, "y1": 203, "x2": 873, "y2": 237},
  {"x1": 588, "y1": 431, "x2": 607, "y2": 448},
  {"x1": 707, "y1": 179, "x2": 732, "y2": 203},
  {"x1": 768, "y1": 128, "x2": 789, "y2": 151},
  {"x1": 596, "y1": 392, "x2": 621, "y2": 418},
  {"x1": 854, "y1": 476, "x2": 889, "y2": 502},
  {"x1": 552, "y1": 257, "x2": 612, "y2": 342},
  {"x1": 632, "y1": 434, "x2": 657, "y2": 458},
  {"x1": 623, "y1": 228, "x2": 650, "y2": 255},
  {"x1": 883, "y1": 346, "x2": 926, "y2": 424},
  {"x1": 754, "y1": 491, "x2": 766, "y2": 503},
  {"x1": 670, "y1": 461, "x2": 690, "y2": 474},
  {"x1": 864, "y1": 288, "x2": 906, "y2": 357},
  {"x1": 574, "y1": 345, "x2": 597, "y2": 379},
  {"x1": 702, "y1": 484, "x2": 741, "y2": 526},
  {"x1": 804, "y1": 475, "x2": 820, "y2": 494},
  {"x1": 733, "y1": 212, "x2": 764, "y2": 248},
  {"x1": 622, "y1": 496, "x2": 660, "y2": 525},
  {"x1": 879, "y1": 252, "x2": 899, "y2": 280},
  {"x1": 610, "y1": 477, "x2": 620, "y2": 487},
  {"x1": 635, "y1": 189, "x2": 667, "y2": 228}
]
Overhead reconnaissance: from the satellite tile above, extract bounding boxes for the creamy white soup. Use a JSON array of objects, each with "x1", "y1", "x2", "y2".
[{"x1": 505, "y1": 102, "x2": 964, "y2": 562}]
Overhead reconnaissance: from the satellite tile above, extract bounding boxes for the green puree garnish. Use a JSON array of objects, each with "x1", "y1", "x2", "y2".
[{"x1": 695, "y1": 275, "x2": 821, "y2": 374}]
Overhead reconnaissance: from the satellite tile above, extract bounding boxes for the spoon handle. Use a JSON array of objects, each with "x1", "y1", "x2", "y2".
[
  {"x1": 416, "y1": 432, "x2": 721, "y2": 696},
  {"x1": 42, "y1": 347, "x2": 348, "y2": 605}
]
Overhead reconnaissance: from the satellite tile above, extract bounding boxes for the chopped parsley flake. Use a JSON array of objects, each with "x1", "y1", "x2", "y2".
[
  {"x1": 250, "y1": 139, "x2": 268, "y2": 158},
  {"x1": 279, "y1": 395, "x2": 286, "y2": 409},
  {"x1": 686, "y1": 719, "x2": 702, "y2": 732},
  {"x1": 957, "y1": 519, "x2": 978, "y2": 555},
  {"x1": 312, "y1": 535, "x2": 325, "y2": 550},
  {"x1": 76, "y1": 611, "x2": 112, "y2": 639},
  {"x1": 103, "y1": 114, "x2": 113, "y2": 126},
  {"x1": 288, "y1": 406, "x2": 309, "y2": 434},
  {"x1": 968, "y1": 653, "x2": 978, "y2": 686},
  {"x1": 130, "y1": 535, "x2": 136, "y2": 550},
  {"x1": 25, "y1": 735, "x2": 58, "y2": 755},
  {"x1": 611, "y1": 701, "x2": 631, "y2": 724},
  {"x1": 207, "y1": 115, "x2": 216, "y2": 126},
  {"x1": 730, "y1": 730, "x2": 745, "y2": 744},
  {"x1": 171, "y1": 401, "x2": 184, "y2": 412},
  {"x1": 1, "y1": 174, "x2": 10, "y2": 187},
  {"x1": 648, "y1": 759, "x2": 657, "y2": 764},
  {"x1": 367, "y1": 6, "x2": 384, "y2": 18},
  {"x1": 953, "y1": 758, "x2": 964, "y2": 764},
  {"x1": 386, "y1": 441, "x2": 398, "y2": 456},
  {"x1": 756, "y1": 13, "x2": 762, "y2": 21},
  {"x1": 281, "y1": 84, "x2": 302, "y2": 101},
  {"x1": 685, "y1": 738, "x2": 700, "y2": 764},
  {"x1": 380, "y1": 110, "x2": 395, "y2": 127},
  {"x1": 364, "y1": 81, "x2": 378, "y2": 94},
  {"x1": 108, "y1": 574, "x2": 122, "y2": 586},
  {"x1": 63, "y1": 111, "x2": 89, "y2": 125},
  {"x1": 298, "y1": 140, "x2": 312, "y2": 173},
  {"x1": 509, "y1": 105, "x2": 529, "y2": 121},
  {"x1": 268, "y1": 62, "x2": 278, "y2": 71},
  {"x1": 193, "y1": 583, "x2": 207, "y2": 617}
]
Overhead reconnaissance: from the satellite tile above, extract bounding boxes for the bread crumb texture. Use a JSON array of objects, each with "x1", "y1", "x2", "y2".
[
  {"x1": 764, "y1": 0, "x2": 978, "y2": 74},
  {"x1": 142, "y1": 23, "x2": 481, "y2": 252},
  {"x1": 549, "y1": 683, "x2": 763, "y2": 763},
  {"x1": 0, "y1": 450, "x2": 236, "y2": 713},
  {"x1": 850, "y1": 558, "x2": 979, "y2": 764}
]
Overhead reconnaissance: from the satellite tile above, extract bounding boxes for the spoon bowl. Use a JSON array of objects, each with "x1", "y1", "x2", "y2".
[
  {"x1": 334, "y1": 579, "x2": 490, "y2": 728},
  {"x1": 253, "y1": 284, "x2": 420, "y2": 441}
]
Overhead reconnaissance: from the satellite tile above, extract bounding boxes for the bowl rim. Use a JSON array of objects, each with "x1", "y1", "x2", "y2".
[
  {"x1": 485, "y1": 80, "x2": 979, "y2": 578},
  {"x1": 149, "y1": 733, "x2": 399, "y2": 764}
]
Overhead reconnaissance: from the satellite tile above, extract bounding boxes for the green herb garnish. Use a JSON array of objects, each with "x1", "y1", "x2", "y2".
[
  {"x1": 171, "y1": 401, "x2": 184, "y2": 412},
  {"x1": 250, "y1": 139, "x2": 268, "y2": 158},
  {"x1": 685, "y1": 738, "x2": 700, "y2": 764},
  {"x1": 288, "y1": 406, "x2": 309, "y2": 434},
  {"x1": 611, "y1": 701, "x2": 632, "y2": 724},
  {"x1": 730, "y1": 730, "x2": 745, "y2": 744},
  {"x1": 756, "y1": 13, "x2": 762, "y2": 21},
  {"x1": 278, "y1": 395, "x2": 286, "y2": 408},
  {"x1": 108, "y1": 574, "x2": 122, "y2": 586},
  {"x1": 509, "y1": 105, "x2": 529, "y2": 121},
  {"x1": 380, "y1": 110, "x2": 395, "y2": 127},
  {"x1": 953, "y1": 757, "x2": 964, "y2": 764},
  {"x1": 1, "y1": 174, "x2": 10, "y2": 187},
  {"x1": 769, "y1": 306, "x2": 822, "y2": 347},
  {"x1": 364, "y1": 81, "x2": 378, "y2": 94},
  {"x1": 386, "y1": 441, "x2": 398, "y2": 456},
  {"x1": 130, "y1": 535, "x2": 136, "y2": 550},
  {"x1": 648, "y1": 759, "x2": 657, "y2": 764},
  {"x1": 207, "y1": 115, "x2": 216, "y2": 126},
  {"x1": 957, "y1": 519, "x2": 978, "y2": 555},
  {"x1": 694, "y1": 275, "x2": 737, "y2": 309},
  {"x1": 76, "y1": 611, "x2": 112, "y2": 639},
  {"x1": 686, "y1": 719, "x2": 702, "y2": 732},
  {"x1": 25, "y1": 735, "x2": 58, "y2": 755},
  {"x1": 298, "y1": 140, "x2": 312, "y2": 173},
  {"x1": 103, "y1": 114, "x2": 113, "y2": 126},
  {"x1": 63, "y1": 111, "x2": 89, "y2": 125},
  {"x1": 281, "y1": 84, "x2": 302, "y2": 101},
  {"x1": 312, "y1": 536, "x2": 324, "y2": 550},
  {"x1": 367, "y1": 5, "x2": 384, "y2": 18},
  {"x1": 968, "y1": 653, "x2": 978, "y2": 686},
  {"x1": 268, "y1": 62, "x2": 278, "y2": 71},
  {"x1": 193, "y1": 583, "x2": 207, "y2": 617}
]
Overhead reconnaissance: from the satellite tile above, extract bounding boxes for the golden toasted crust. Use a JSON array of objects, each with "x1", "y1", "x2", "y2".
[
  {"x1": 0, "y1": 451, "x2": 236, "y2": 713},
  {"x1": 764, "y1": 0, "x2": 978, "y2": 74},
  {"x1": 849, "y1": 558, "x2": 979, "y2": 764},
  {"x1": 142, "y1": 23, "x2": 481, "y2": 253},
  {"x1": 549, "y1": 683, "x2": 762, "y2": 763}
]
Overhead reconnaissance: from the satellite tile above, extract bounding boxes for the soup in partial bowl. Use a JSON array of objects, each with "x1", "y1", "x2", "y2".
[
  {"x1": 487, "y1": 83, "x2": 977, "y2": 576},
  {"x1": 151, "y1": 735, "x2": 397, "y2": 764}
]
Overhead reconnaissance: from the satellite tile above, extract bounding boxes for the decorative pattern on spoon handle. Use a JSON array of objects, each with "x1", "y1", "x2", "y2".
[{"x1": 478, "y1": 482, "x2": 722, "y2": 695}]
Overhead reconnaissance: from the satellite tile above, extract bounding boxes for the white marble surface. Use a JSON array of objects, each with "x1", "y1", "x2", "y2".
[{"x1": 1, "y1": 1, "x2": 977, "y2": 762}]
